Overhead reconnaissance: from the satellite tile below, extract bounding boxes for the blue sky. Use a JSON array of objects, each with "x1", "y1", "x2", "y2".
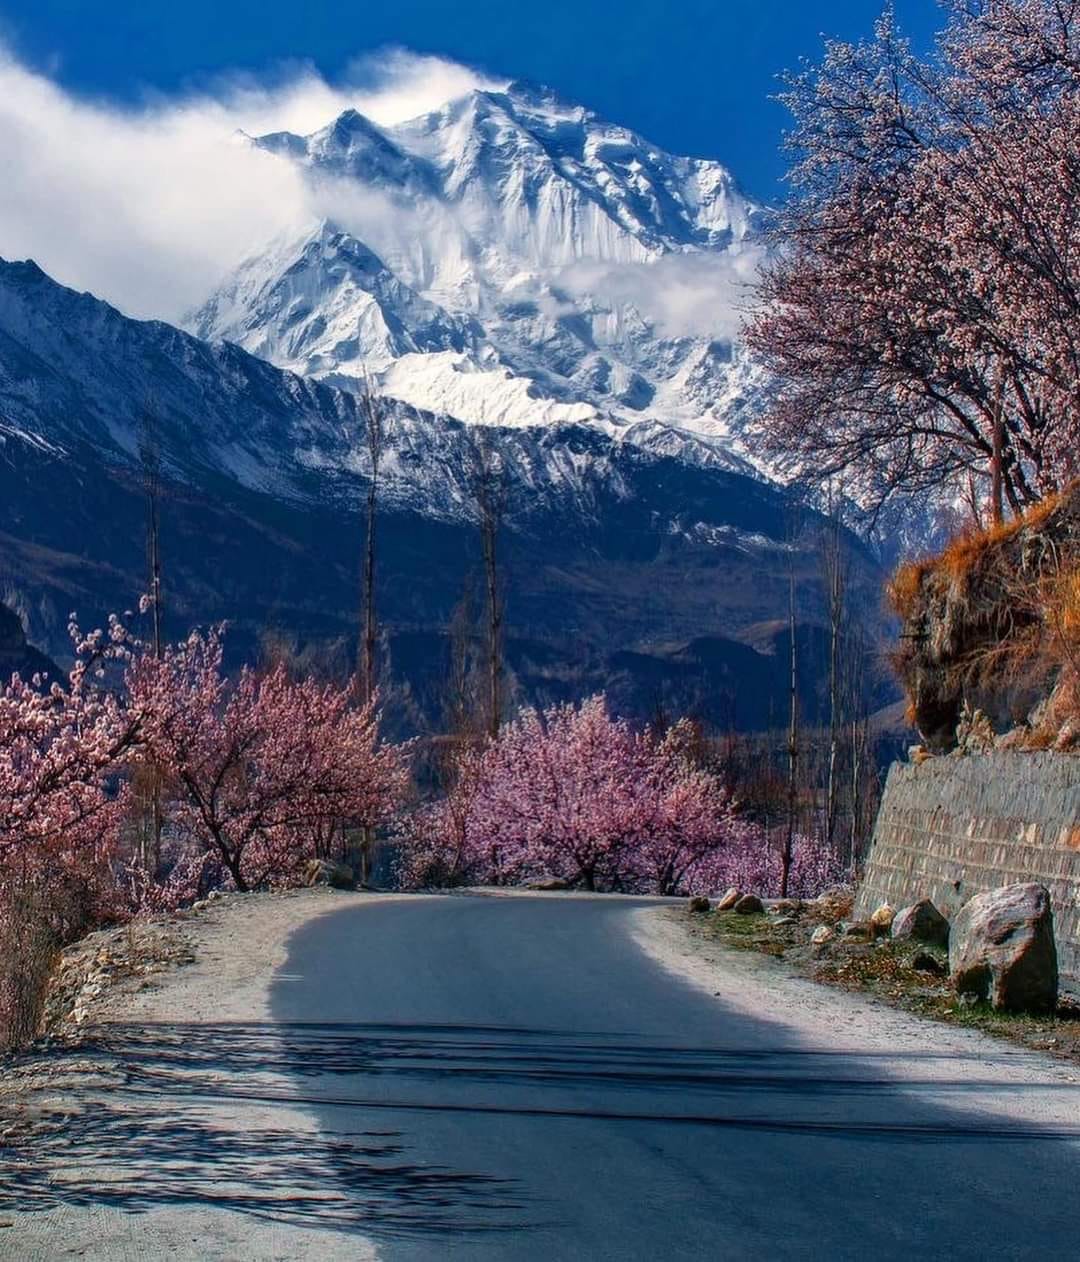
[{"x1": 0, "y1": 0, "x2": 940, "y2": 200}]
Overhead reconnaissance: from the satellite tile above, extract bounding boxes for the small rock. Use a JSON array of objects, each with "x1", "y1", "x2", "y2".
[
  {"x1": 714, "y1": 887, "x2": 741, "y2": 912},
  {"x1": 840, "y1": 920, "x2": 874, "y2": 939},
  {"x1": 732, "y1": 894, "x2": 764, "y2": 915},
  {"x1": 891, "y1": 899, "x2": 950, "y2": 948},
  {"x1": 911, "y1": 951, "x2": 947, "y2": 977},
  {"x1": 810, "y1": 925, "x2": 835, "y2": 946},
  {"x1": 302, "y1": 858, "x2": 356, "y2": 890},
  {"x1": 950, "y1": 883, "x2": 1058, "y2": 1012},
  {"x1": 772, "y1": 916, "x2": 798, "y2": 927},
  {"x1": 688, "y1": 895, "x2": 711, "y2": 914},
  {"x1": 814, "y1": 886, "x2": 854, "y2": 921},
  {"x1": 869, "y1": 904, "x2": 896, "y2": 937}
]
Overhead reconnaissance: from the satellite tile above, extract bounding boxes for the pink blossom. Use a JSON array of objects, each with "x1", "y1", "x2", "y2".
[{"x1": 402, "y1": 696, "x2": 841, "y2": 897}]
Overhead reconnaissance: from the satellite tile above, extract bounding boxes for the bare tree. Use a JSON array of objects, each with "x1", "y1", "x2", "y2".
[
  {"x1": 781, "y1": 570, "x2": 798, "y2": 898},
  {"x1": 138, "y1": 403, "x2": 164, "y2": 661},
  {"x1": 357, "y1": 376, "x2": 384, "y2": 707},
  {"x1": 780, "y1": 503, "x2": 803, "y2": 898},
  {"x1": 354, "y1": 377, "x2": 384, "y2": 885},
  {"x1": 466, "y1": 432, "x2": 508, "y2": 739},
  {"x1": 819, "y1": 488, "x2": 848, "y2": 850},
  {"x1": 137, "y1": 401, "x2": 165, "y2": 878},
  {"x1": 442, "y1": 587, "x2": 484, "y2": 743}
]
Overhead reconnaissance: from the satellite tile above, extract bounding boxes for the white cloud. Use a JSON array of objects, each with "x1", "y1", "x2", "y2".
[
  {"x1": 0, "y1": 46, "x2": 498, "y2": 320},
  {"x1": 557, "y1": 249, "x2": 766, "y2": 342}
]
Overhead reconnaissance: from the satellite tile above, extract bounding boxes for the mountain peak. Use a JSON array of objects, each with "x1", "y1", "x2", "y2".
[{"x1": 193, "y1": 81, "x2": 763, "y2": 447}]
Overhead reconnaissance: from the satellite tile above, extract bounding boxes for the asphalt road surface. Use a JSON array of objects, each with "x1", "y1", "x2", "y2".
[{"x1": 268, "y1": 894, "x2": 1080, "y2": 1260}]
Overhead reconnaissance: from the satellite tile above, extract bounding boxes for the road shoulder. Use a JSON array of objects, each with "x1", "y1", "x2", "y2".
[
  {"x1": 2, "y1": 888, "x2": 400, "y2": 1260},
  {"x1": 631, "y1": 904, "x2": 1079, "y2": 1121}
]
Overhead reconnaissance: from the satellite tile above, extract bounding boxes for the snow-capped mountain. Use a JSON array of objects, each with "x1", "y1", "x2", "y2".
[
  {"x1": 189, "y1": 81, "x2": 769, "y2": 454},
  {"x1": 0, "y1": 256, "x2": 889, "y2": 730}
]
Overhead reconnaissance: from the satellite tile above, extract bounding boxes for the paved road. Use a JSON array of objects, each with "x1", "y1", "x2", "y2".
[{"x1": 268, "y1": 894, "x2": 1080, "y2": 1260}]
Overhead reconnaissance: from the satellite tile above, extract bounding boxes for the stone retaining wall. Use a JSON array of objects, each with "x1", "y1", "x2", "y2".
[{"x1": 855, "y1": 752, "x2": 1080, "y2": 989}]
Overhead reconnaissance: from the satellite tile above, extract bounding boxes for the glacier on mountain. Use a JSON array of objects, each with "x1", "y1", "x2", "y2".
[{"x1": 189, "y1": 80, "x2": 769, "y2": 457}]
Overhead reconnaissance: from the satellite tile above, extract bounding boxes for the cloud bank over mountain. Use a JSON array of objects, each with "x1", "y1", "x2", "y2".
[
  {"x1": 0, "y1": 45, "x2": 502, "y2": 319},
  {"x1": 0, "y1": 43, "x2": 762, "y2": 346}
]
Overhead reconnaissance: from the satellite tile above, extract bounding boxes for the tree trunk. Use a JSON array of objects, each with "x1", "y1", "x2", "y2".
[
  {"x1": 991, "y1": 368, "x2": 1006, "y2": 526},
  {"x1": 140, "y1": 403, "x2": 165, "y2": 878},
  {"x1": 482, "y1": 512, "x2": 501, "y2": 739},
  {"x1": 782, "y1": 567, "x2": 798, "y2": 899},
  {"x1": 357, "y1": 380, "x2": 383, "y2": 884},
  {"x1": 468, "y1": 434, "x2": 506, "y2": 741},
  {"x1": 361, "y1": 476, "x2": 377, "y2": 705},
  {"x1": 821, "y1": 499, "x2": 844, "y2": 850}
]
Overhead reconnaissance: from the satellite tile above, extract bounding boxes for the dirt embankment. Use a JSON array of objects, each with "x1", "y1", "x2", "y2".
[{"x1": 890, "y1": 487, "x2": 1080, "y2": 752}]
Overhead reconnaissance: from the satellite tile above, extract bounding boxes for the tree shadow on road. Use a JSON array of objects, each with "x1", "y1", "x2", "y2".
[
  {"x1": 2, "y1": 1022, "x2": 526, "y2": 1240},
  {"x1": 6, "y1": 1018, "x2": 1080, "y2": 1251}
]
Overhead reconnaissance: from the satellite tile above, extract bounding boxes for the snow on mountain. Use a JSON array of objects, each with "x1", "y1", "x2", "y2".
[
  {"x1": 0, "y1": 254, "x2": 893, "y2": 736},
  {"x1": 188, "y1": 81, "x2": 767, "y2": 449},
  {"x1": 0, "y1": 256, "x2": 750, "y2": 524}
]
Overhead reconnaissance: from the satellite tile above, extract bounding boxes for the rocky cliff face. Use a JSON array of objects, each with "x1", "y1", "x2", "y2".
[{"x1": 890, "y1": 488, "x2": 1080, "y2": 752}]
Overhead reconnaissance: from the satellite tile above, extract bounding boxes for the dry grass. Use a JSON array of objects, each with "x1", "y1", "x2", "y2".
[
  {"x1": 887, "y1": 560, "x2": 929, "y2": 621},
  {"x1": 888, "y1": 487, "x2": 1080, "y2": 747},
  {"x1": 887, "y1": 488, "x2": 1071, "y2": 620},
  {"x1": 0, "y1": 887, "x2": 59, "y2": 1051},
  {"x1": 1045, "y1": 563, "x2": 1080, "y2": 655}
]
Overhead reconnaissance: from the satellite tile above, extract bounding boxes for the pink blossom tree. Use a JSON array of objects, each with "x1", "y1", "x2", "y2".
[
  {"x1": 402, "y1": 696, "x2": 822, "y2": 896},
  {"x1": 0, "y1": 613, "x2": 143, "y2": 1044},
  {"x1": 126, "y1": 627, "x2": 409, "y2": 893},
  {"x1": 0, "y1": 614, "x2": 138, "y2": 899},
  {"x1": 125, "y1": 628, "x2": 408, "y2": 888},
  {"x1": 745, "y1": 1, "x2": 1080, "y2": 520}
]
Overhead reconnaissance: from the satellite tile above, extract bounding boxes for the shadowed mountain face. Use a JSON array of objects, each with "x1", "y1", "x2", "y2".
[
  {"x1": 0, "y1": 601, "x2": 57, "y2": 684},
  {"x1": 0, "y1": 258, "x2": 890, "y2": 729}
]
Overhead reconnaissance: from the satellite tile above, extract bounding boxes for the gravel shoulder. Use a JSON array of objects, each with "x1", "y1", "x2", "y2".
[
  {"x1": 632, "y1": 905, "x2": 1080, "y2": 1127},
  {"x1": 1, "y1": 888, "x2": 409, "y2": 1261}
]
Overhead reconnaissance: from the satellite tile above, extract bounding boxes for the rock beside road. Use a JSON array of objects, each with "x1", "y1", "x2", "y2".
[
  {"x1": 950, "y1": 883, "x2": 1058, "y2": 1012},
  {"x1": 733, "y1": 894, "x2": 764, "y2": 915},
  {"x1": 892, "y1": 899, "x2": 950, "y2": 948},
  {"x1": 870, "y1": 904, "x2": 896, "y2": 937},
  {"x1": 302, "y1": 859, "x2": 355, "y2": 890},
  {"x1": 714, "y1": 888, "x2": 741, "y2": 912}
]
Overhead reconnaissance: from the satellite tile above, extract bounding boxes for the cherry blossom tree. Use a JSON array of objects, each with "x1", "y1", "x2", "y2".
[
  {"x1": 125, "y1": 627, "x2": 408, "y2": 892},
  {"x1": 0, "y1": 614, "x2": 138, "y2": 890},
  {"x1": 0, "y1": 613, "x2": 143, "y2": 1044},
  {"x1": 402, "y1": 696, "x2": 820, "y2": 896},
  {"x1": 746, "y1": 1, "x2": 1080, "y2": 520}
]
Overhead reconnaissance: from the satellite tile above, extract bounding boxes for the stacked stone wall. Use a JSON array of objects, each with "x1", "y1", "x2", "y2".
[{"x1": 855, "y1": 752, "x2": 1080, "y2": 989}]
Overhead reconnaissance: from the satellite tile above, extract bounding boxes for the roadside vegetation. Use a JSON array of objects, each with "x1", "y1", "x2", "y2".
[
  {"x1": 0, "y1": 614, "x2": 851, "y2": 1051},
  {"x1": 687, "y1": 904, "x2": 1080, "y2": 1063}
]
